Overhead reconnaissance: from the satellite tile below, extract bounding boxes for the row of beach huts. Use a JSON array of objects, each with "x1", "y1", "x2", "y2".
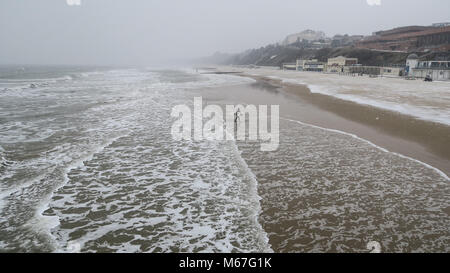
[{"x1": 282, "y1": 55, "x2": 450, "y2": 81}]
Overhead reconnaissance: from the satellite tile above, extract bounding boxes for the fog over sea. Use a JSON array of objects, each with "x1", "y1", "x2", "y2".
[{"x1": 0, "y1": 66, "x2": 448, "y2": 252}]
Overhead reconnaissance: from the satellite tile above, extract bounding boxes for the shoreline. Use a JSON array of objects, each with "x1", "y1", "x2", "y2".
[
  {"x1": 236, "y1": 73, "x2": 450, "y2": 178},
  {"x1": 199, "y1": 72, "x2": 450, "y2": 252}
]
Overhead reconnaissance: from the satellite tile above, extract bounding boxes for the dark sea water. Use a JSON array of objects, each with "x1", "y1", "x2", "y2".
[{"x1": 0, "y1": 66, "x2": 269, "y2": 252}]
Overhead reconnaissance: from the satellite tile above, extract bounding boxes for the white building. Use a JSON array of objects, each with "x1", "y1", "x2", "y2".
[
  {"x1": 282, "y1": 63, "x2": 297, "y2": 71},
  {"x1": 406, "y1": 54, "x2": 450, "y2": 81},
  {"x1": 326, "y1": 56, "x2": 358, "y2": 73},
  {"x1": 432, "y1": 22, "x2": 450, "y2": 28},
  {"x1": 413, "y1": 61, "x2": 450, "y2": 81},
  {"x1": 296, "y1": 59, "x2": 325, "y2": 72},
  {"x1": 405, "y1": 54, "x2": 419, "y2": 76}
]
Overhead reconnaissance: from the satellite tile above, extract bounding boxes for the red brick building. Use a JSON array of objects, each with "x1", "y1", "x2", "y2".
[{"x1": 356, "y1": 26, "x2": 450, "y2": 53}]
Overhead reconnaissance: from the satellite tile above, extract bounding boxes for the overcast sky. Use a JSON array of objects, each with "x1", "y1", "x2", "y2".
[{"x1": 0, "y1": 0, "x2": 449, "y2": 65}]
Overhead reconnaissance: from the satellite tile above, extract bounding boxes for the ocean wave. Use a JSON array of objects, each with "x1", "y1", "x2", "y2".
[
  {"x1": 281, "y1": 117, "x2": 449, "y2": 181},
  {"x1": 148, "y1": 69, "x2": 256, "y2": 92},
  {"x1": 224, "y1": 127, "x2": 273, "y2": 253},
  {"x1": 236, "y1": 117, "x2": 449, "y2": 252},
  {"x1": 27, "y1": 133, "x2": 129, "y2": 252}
]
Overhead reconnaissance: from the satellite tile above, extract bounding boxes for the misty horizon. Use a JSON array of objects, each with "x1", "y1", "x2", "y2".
[{"x1": 1, "y1": 0, "x2": 449, "y2": 66}]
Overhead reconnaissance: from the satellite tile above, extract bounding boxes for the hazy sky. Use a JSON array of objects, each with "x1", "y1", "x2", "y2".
[{"x1": 0, "y1": 0, "x2": 449, "y2": 65}]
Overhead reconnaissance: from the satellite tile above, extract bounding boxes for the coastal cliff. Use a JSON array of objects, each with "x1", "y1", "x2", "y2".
[{"x1": 199, "y1": 27, "x2": 450, "y2": 67}]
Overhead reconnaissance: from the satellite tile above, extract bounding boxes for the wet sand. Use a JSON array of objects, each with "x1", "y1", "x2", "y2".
[{"x1": 239, "y1": 74, "x2": 450, "y2": 177}]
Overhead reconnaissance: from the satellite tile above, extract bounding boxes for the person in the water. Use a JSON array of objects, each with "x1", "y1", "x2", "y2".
[{"x1": 234, "y1": 108, "x2": 240, "y2": 124}]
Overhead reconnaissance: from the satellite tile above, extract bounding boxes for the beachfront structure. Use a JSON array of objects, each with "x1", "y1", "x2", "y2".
[
  {"x1": 344, "y1": 65, "x2": 380, "y2": 76},
  {"x1": 405, "y1": 53, "x2": 450, "y2": 81},
  {"x1": 296, "y1": 59, "x2": 306, "y2": 71},
  {"x1": 344, "y1": 65, "x2": 376, "y2": 75},
  {"x1": 328, "y1": 56, "x2": 359, "y2": 67},
  {"x1": 409, "y1": 60, "x2": 450, "y2": 81},
  {"x1": 343, "y1": 65, "x2": 405, "y2": 77},
  {"x1": 405, "y1": 54, "x2": 419, "y2": 76},
  {"x1": 432, "y1": 22, "x2": 450, "y2": 28},
  {"x1": 326, "y1": 56, "x2": 358, "y2": 73},
  {"x1": 381, "y1": 66, "x2": 405, "y2": 77},
  {"x1": 282, "y1": 63, "x2": 297, "y2": 71},
  {"x1": 296, "y1": 59, "x2": 326, "y2": 72}
]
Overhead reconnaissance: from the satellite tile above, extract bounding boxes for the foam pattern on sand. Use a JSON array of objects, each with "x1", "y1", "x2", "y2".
[{"x1": 237, "y1": 118, "x2": 450, "y2": 252}]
